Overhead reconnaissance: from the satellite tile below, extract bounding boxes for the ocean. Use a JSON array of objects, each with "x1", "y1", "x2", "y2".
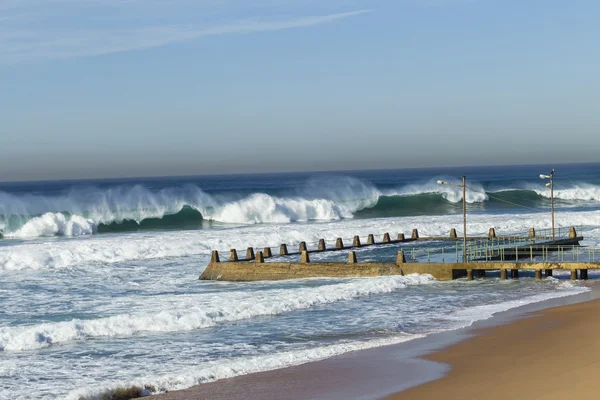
[{"x1": 1, "y1": 163, "x2": 600, "y2": 399}]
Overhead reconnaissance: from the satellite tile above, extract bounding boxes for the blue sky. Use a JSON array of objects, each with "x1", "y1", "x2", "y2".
[{"x1": 1, "y1": 0, "x2": 599, "y2": 181}]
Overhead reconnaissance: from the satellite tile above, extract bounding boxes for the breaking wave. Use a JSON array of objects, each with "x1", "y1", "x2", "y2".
[
  {"x1": 1, "y1": 179, "x2": 599, "y2": 238},
  {"x1": 0, "y1": 274, "x2": 434, "y2": 351}
]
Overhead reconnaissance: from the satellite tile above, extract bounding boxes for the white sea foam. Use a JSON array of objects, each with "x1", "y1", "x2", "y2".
[
  {"x1": 66, "y1": 333, "x2": 424, "y2": 400},
  {"x1": 2, "y1": 209, "x2": 600, "y2": 272},
  {"x1": 0, "y1": 274, "x2": 433, "y2": 351},
  {"x1": 387, "y1": 180, "x2": 489, "y2": 204},
  {"x1": 535, "y1": 184, "x2": 600, "y2": 202},
  {"x1": 67, "y1": 280, "x2": 589, "y2": 400},
  {"x1": 0, "y1": 177, "x2": 381, "y2": 237},
  {"x1": 9, "y1": 212, "x2": 96, "y2": 238}
]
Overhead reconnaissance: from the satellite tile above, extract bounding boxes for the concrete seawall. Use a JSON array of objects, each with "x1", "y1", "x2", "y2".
[{"x1": 199, "y1": 251, "x2": 600, "y2": 282}]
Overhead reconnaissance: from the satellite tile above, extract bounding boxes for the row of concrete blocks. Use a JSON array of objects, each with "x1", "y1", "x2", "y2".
[
  {"x1": 468, "y1": 268, "x2": 588, "y2": 281},
  {"x1": 220, "y1": 227, "x2": 579, "y2": 263},
  {"x1": 224, "y1": 231, "x2": 419, "y2": 262},
  {"x1": 211, "y1": 249, "x2": 408, "y2": 265}
]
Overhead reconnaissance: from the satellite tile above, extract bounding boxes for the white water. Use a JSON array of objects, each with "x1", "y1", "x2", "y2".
[
  {"x1": 2, "y1": 209, "x2": 600, "y2": 272},
  {"x1": 65, "y1": 281, "x2": 587, "y2": 400},
  {"x1": 0, "y1": 274, "x2": 433, "y2": 351},
  {"x1": 3, "y1": 180, "x2": 600, "y2": 239}
]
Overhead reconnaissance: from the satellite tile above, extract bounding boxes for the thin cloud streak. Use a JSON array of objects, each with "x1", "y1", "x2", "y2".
[{"x1": 0, "y1": 10, "x2": 369, "y2": 65}]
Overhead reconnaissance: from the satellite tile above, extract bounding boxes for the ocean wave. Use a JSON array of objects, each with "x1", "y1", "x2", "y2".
[
  {"x1": 68, "y1": 281, "x2": 588, "y2": 400},
  {"x1": 0, "y1": 275, "x2": 433, "y2": 351},
  {"x1": 1, "y1": 179, "x2": 600, "y2": 238},
  {"x1": 0, "y1": 178, "x2": 380, "y2": 238},
  {"x1": 3, "y1": 209, "x2": 600, "y2": 272}
]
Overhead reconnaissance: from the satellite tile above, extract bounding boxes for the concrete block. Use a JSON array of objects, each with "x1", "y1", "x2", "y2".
[
  {"x1": 396, "y1": 251, "x2": 406, "y2": 264},
  {"x1": 367, "y1": 234, "x2": 375, "y2": 245},
  {"x1": 529, "y1": 228, "x2": 536, "y2": 239},
  {"x1": 300, "y1": 250, "x2": 310, "y2": 263},
  {"x1": 229, "y1": 249, "x2": 239, "y2": 262},
  {"x1": 299, "y1": 242, "x2": 307, "y2": 252},
  {"x1": 280, "y1": 244, "x2": 288, "y2": 256},
  {"x1": 353, "y1": 236, "x2": 361, "y2": 247},
  {"x1": 263, "y1": 247, "x2": 272, "y2": 258},
  {"x1": 336, "y1": 238, "x2": 344, "y2": 249},
  {"x1": 383, "y1": 233, "x2": 391, "y2": 243},
  {"x1": 488, "y1": 228, "x2": 496, "y2": 238},
  {"x1": 318, "y1": 239, "x2": 326, "y2": 251},
  {"x1": 398, "y1": 233, "x2": 405, "y2": 241},
  {"x1": 348, "y1": 251, "x2": 357, "y2": 264},
  {"x1": 246, "y1": 247, "x2": 255, "y2": 261},
  {"x1": 255, "y1": 251, "x2": 265, "y2": 263},
  {"x1": 211, "y1": 250, "x2": 220, "y2": 264},
  {"x1": 412, "y1": 229, "x2": 419, "y2": 239},
  {"x1": 449, "y1": 228, "x2": 457, "y2": 239},
  {"x1": 569, "y1": 227, "x2": 577, "y2": 239}
]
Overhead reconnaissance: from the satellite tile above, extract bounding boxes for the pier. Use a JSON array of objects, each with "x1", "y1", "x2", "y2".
[{"x1": 199, "y1": 226, "x2": 598, "y2": 282}]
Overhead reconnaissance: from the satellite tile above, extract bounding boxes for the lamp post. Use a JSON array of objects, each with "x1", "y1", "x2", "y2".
[
  {"x1": 539, "y1": 169, "x2": 555, "y2": 242},
  {"x1": 438, "y1": 176, "x2": 467, "y2": 262}
]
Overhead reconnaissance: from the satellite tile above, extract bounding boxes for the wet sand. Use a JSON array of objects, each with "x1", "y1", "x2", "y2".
[
  {"x1": 387, "y1": 297, "x2": 600, "y2": 400},
  {"x1": 152, "y1": 289, "x2": 600, "y2": 400}
]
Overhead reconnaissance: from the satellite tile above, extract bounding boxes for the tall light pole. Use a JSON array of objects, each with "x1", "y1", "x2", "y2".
[
  {"x1": 539, "y1": 169, "x2": 555, "y2": 241},
  {"x1": 438, "y1": 176, "x2": 467, "y2": 262}
]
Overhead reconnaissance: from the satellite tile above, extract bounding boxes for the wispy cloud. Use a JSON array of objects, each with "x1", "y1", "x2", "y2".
[{"x1": 0, "y1": 2, "x2": 370, "y2": 65}]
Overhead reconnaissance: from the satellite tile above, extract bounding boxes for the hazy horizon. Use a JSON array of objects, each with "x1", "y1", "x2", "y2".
[
  {"x1": 1, "y1": 161, "x2": 597, "y2": 184},
  {"x1": 2, "y1": 0, "x2": 599, "y2": 182}
]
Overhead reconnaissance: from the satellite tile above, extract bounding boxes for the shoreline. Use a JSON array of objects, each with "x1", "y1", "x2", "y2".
[{"x1": 150, "y1": 281, "x2": 600, "y2": 400}]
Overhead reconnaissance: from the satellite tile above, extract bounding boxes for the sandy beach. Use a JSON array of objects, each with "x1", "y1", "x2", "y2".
[
  {"x1": 387, "y1": 296, "x2": 600, "y2": 400},
  {"x1": 152, "y1": 288, "x2": 600, "y2": 400}
]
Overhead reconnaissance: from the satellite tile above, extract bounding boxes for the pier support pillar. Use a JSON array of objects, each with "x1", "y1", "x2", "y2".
[
  {"x1": 255, "y1": 251, "x2": 264, "y2": 263},
  {"x1": 581, "y1": 269, "x2": 588, "y2": 280},
  {"x1": 353, "y1": 236, "x2": 361, "y2": 247},
  {"x1": 570, "y1": 270, "x2": 578, "y2": 280},
  {"x1": 348, "y1": 251, "x2": 357, "y2": 264},
  {"x1": 511, "y1": 269, "x2": 519, "y2": 279},
  {"x1": 300, "y1": 250, "x2": 310, "y2": 263},
  {"x1": 211, "y1": 250, "x2": 220, "y2": 264},
  {"x1": 229, "y1": 249, "x2": 239, "y2": 262},
  {"x1": 279, "y1": 244, "x2": 288, "y2": 256},
  {"x1": 245, "y1": 247, "x2": 255, "y2": 261},
  {"x1": 396, "y1": 251, "x2": 406, "y2": 264},
  {"x1": 367, "y1": 234, "x2": 375, "y2": 245},
  {"x1": 336, "y1": 238, "x2": 344, "y2": 249},
  {"x1": 317, "y1": 239, "x2": 326, "y2": 251},
  {"x1": 263, "y1": 247, "x2": 272, "y2": 258},
  {"x1": 383, "y1": 233, "x2": 391, "y2": 243},
  {"x1": 412, "y1": 229, "x2": 419, "y2": 240},
  {"x1": 449, "y1": 228, "x2": 457, "y2": 239},
  {"x1": 545, "y1": 269, "x2": 553, "y2": 277},
  {"x1": 299, "y1": 242, "x2": 307, "y2": 252},
  {"x1": 398, "y1": 233, "x2": 405, "y2": 242},
  {"x1": 500, "y1": 269, "x2": 507, "y2": 280},
  {"x1": 535, "y1": 270, "x2": 542, "y2": 280},
  {"x1": 488, "y1": 228, "x2": 496, "y2": 239},
  {"x1": 467, "y1": 269, "x2": 474, "y2": 281}
]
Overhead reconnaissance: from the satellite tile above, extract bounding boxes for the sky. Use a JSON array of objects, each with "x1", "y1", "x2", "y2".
[{"x1": 1, "y1": 0, "x2": 599, "y2": 181}]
